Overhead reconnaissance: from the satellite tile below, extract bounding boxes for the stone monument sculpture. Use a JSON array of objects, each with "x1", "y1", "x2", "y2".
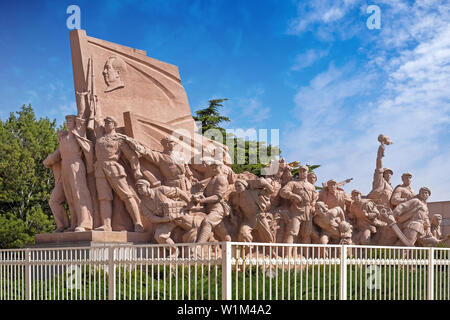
[
  {"x1": 318, "y1": 179, "x2": 351, "y2": 213},
  {"x1": 230, "y1": 178, "x2": 274, "y2": 243},
  {"x1": 44, "y1": 115, "x2": 94, "y2": 232},
  {"x1": 133, "y1": 136, "x2": 194, "y2": 191},
  {"x1": 313, "y1": 201, "x2": 346, "y2": 244},
  {"x1": 36, "y1": 29, "x2": 448, "y2": 250},
  {"x1": 279, "y1": 165, "x2": 317, "y2": 244},
  {"x1": 103, "y1": 55, "x2": 126, "y2": 93},
  {"x1": 136, "y1": 179, "x2": 191, "y2": 255},
  {"x1": 348, "y1": 190, "x2": 386, "y2": 245},
  {"x1": 307, "y1": 172, "x2": 317, "y2": 186},
  {"x1": 367, "y1": 134, "x2": 394, "y2": 209},
  {"x1": 390, "y1": 172, "x2": 415, "y2": 208},
  {"x1": 391, "y1": 187, "x2": 432, "y2": 246},
  {"x1": 338, "y1": 221, "x2": 353, "y2": 245},
  {"x1": 43, "y1": 139, "x2": 69, "y2": 233},
  {"x1": 431, "y1": 214, "x2": 443, "y2": 240},
  {"x1": 193, "y1": 161, "x2": 230, "y2": 243},
  {"x1": 93, "y1": 116, "x2": 144, "y2": 233}
]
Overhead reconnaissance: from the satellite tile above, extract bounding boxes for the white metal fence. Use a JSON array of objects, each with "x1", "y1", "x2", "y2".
[{"x1": 0, "y1": 242, "x2": 449, "y2": 300}]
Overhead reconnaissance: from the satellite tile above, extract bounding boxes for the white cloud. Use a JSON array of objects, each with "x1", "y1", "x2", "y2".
[
  {"x1": 291, "y1": 48, "x2": 329, "y2": 71},
  {"x1": 287, "y1": 0, "x2": 361, "y2": 39},
  {"x1": 59, "y1": 101, "x2": 77, "y2": 115},
  {"x1": 285, "y1": 0, "x2": 450, "y2": 201},
  {"x1": 234, "y1": 89, "x2": 271, "y2": 124}
]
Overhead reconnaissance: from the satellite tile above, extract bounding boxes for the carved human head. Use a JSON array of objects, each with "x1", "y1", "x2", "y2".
[
  {"x1": 382, "y1": 168, "x2": 393, "y2": 182},
  {"x1": 418, "y1": 187, "x2": 431, "y2": 201},
  {"x1": 161, "y1": 136, "x2": 178, "y2": 153},
  {"x1": 65, "y1": 115, "x2": 77, "y2": 130},
  {"x1": 351, "y1": 190, "x2": 362, "y2": 203},
  {"x1": 103, "y1": 56, "x2": 126, "y2": 90},
  {"x1": 210, "y1": 160, "x2": 223, "y2": 175},
  {"x1": 298, "y1": 165, "x2": 308, "y2": 180},
  {"x1": 136, "y1": 179, "x2": 151, "y2": 196},
  {"x1": 104, "y1": 116, "x2": 118, "y2": 132},
  {"x1": 75, "y1": 117, "x2": 86, "y2": 134},
  {"x1": 315, "y1": 201, "x2": 328, "y2": 214},
  {"x1": 431, "y1": 214, "x2": 442, "y2": 227},
  {"x1": 327, "y1": 179, "x2": 337, "y2": 193},
  {"x1": 401, "y1": 172, "x2": 412, "y2": 186},
  {"x1": 307, "y1": 172, "x2": 317, "y2": 185},
  {"x1": 235, "y1": 179, "x2": 248, "y2": 192}
]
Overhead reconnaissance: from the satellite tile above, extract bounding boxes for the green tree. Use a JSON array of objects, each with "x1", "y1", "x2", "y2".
[
  {"x1": 193, "y1": 99, "x2": 280, "y2": 176},
  {"x1": 193, "y1": 99, "x2": 230, "y2": 135},
  {"x1": 0, "y1": 105, "x2": 57, "y2": 248}
]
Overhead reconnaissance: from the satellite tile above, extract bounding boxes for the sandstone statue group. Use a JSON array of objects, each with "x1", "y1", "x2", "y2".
[
  {"x1": 42, "y1": 39, "x2": 447, "y2": 250},
  {"x1": 43, "y1": 97, "x2": 447, "y2": 249}
]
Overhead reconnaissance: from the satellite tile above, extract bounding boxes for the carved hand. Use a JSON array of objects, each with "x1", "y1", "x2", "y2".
[
  {"x1": 43, "y1": 157, "x2": 52, "y2": 168},
  {"x1": 178, "y1": 190, "x2": 190, "y2": 203},
  {"x1": 76, "y1": 91, "x2": 89, "y2": 96},
  {"x1": 377, "y1": 144, "x2": 385, "y2": 158}
]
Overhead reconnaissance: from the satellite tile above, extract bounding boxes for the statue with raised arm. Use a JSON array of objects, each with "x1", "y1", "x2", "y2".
[{"x1": 367, "y1": 134, "x2": 394, "y2": 209}]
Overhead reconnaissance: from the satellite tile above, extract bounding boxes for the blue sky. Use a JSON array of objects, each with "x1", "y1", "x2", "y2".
[{"x1": 1, "y1": 0, "x2": 449, "y2": 200}]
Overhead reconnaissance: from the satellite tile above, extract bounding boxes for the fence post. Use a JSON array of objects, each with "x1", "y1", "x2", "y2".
[
  {"x1": 428, "y1": 247, "x2": 434, "y2": 300},
  {"x1": 108, "y1": 246, "x2": 116, "y2": 300},
  {"x1": 340, "y1": 245, "x2": 347, "y2": 300},
  {"x1": 221, "y1": 242, "x2": 232, "y2": 300},
  {"x1": 24, "y1": 249, "x2": 31, "y2": 300}
]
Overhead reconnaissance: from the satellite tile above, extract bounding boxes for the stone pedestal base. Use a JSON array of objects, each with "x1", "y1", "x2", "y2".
[{"x1": 33, "y1": 231, "x2": 152, "y2": 248}]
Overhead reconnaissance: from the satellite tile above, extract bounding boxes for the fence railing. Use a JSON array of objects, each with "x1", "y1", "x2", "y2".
[{"x1": 0, "y1": 242, "x2": 449, "y2": 300}]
